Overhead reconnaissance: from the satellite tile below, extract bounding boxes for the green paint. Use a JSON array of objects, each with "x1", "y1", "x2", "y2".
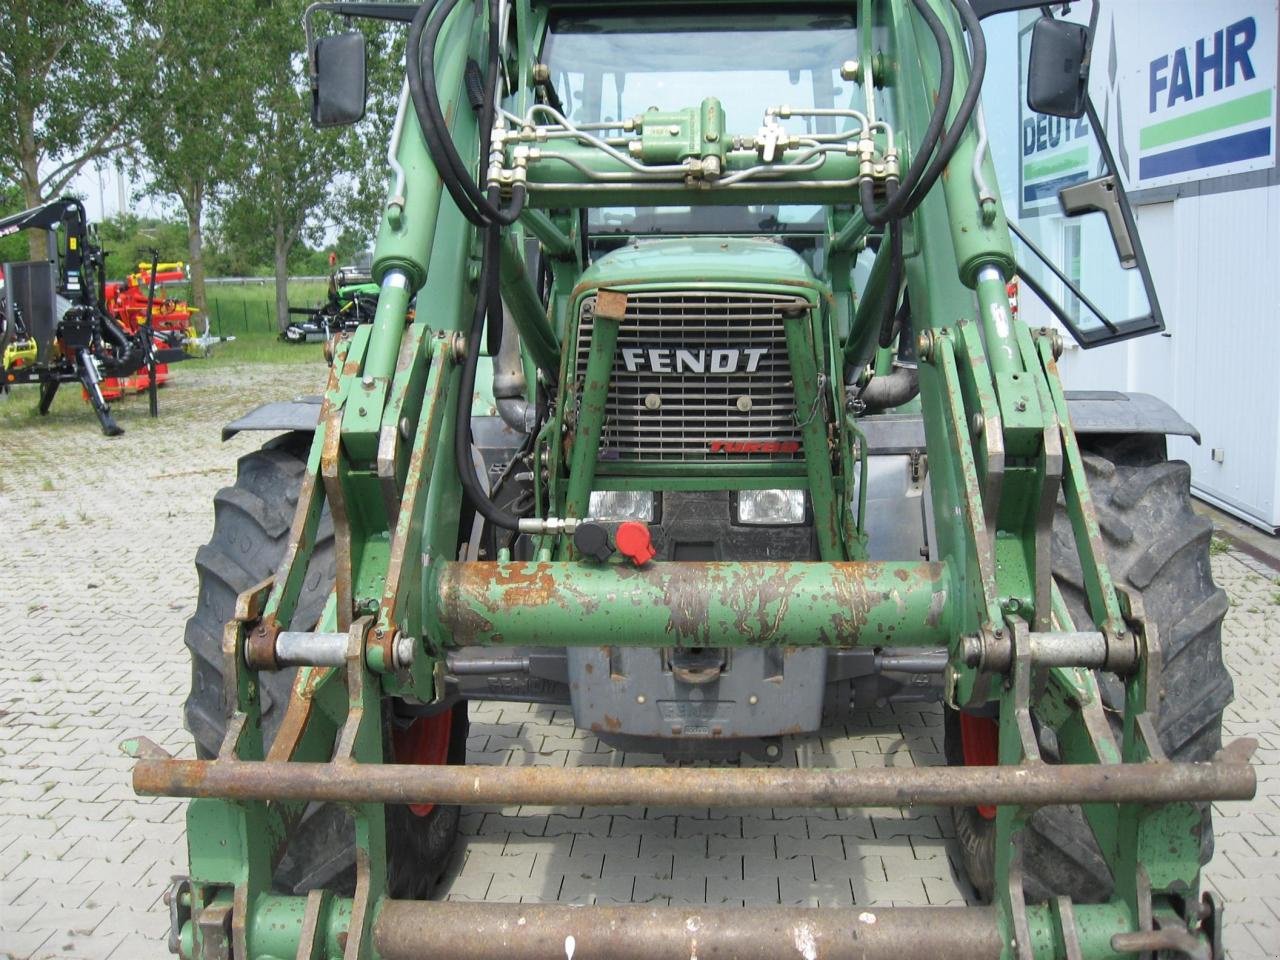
[
  {"x1": 438, "y1": 560, "x2": 954, "y2": 648},
  {"x1": 152, "y1": 1, "x2": 1231, "y2": 954},
  {"x1": 1139, "y1": 89, "x2": 1273, "y2": 151},
  {"x1": 1024, "y1": 147, "x2": 1088, "y2": 181}
]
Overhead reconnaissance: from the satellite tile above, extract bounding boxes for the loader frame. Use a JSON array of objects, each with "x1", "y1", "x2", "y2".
[{"x1": 129, "y1": 1, "x2": 1255, "y2": 957}]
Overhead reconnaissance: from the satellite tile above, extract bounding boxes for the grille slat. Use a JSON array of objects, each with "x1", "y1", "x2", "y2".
[{"x1": 575, "y1": 291, "x2": 808, "y2": 463}]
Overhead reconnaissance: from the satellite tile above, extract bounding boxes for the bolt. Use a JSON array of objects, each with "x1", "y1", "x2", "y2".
[
  {"x1": 736, "y1": 396, "x2": 752, "y2": 413},
  {"x1": 636, "y1": 694, "x2": 647, "y2": 704},
  {"x1": 962, "y1": 636, "x2": 984, "y2": 667},
  {"x1": 840, "y1": 59, "x2": 861, "y2": 82},
  {"x1": 532, "y1": 63, "x2": 550, "y2": 83},
  {"x1": 669, "y1": 125, "x2": 681, "y2": 135},
  {"x1": 748, "y1": 694, "x2": 759, "y2": 705},
  {"x1": 393, "y1": 635, "x2": 415, "y2": 669},
  {"x1": 362, "y1": 375, "x2": 374, "y2": 388},
  {"x1": 916, "y1": 331, "x2": 934, "y2": 362},
  {"x1": 399, "y1": 417, "x2": 412, "y2": 440},
  {"x1": 1015, "y1": 399, "x2": 1027, "y2": 412},
  {"x1": 765, "y1": 743, "x2": 781, "y2": 758},
  {"x1": 971, "y1": 413, "x2": 984, "y2": 436}
]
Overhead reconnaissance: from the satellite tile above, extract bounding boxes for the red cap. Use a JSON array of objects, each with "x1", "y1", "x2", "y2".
[{"x1": 614, "y1": 521, "x2": 656, "y2": 566}]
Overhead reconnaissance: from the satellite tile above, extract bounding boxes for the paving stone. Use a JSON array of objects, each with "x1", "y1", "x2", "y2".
[{"x1": 2, "y1": 391, "x2": 1277, "y2": 956}]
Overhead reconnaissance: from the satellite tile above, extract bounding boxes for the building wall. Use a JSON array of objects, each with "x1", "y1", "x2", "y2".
[
  {"x1": 982, "y1": 1, "x2": 1280, "y2": 529},
  {"x1": 1055, "y1": 185, "x2": 1280, "y2": 528}
]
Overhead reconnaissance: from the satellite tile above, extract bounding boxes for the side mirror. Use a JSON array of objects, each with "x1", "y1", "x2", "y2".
[
  {"x1": 311, "y1": 31, "x2": 368, "y2": 128},
  {"x1": 1027, "y1": 17, "x2": 1090, "y2": 119}
]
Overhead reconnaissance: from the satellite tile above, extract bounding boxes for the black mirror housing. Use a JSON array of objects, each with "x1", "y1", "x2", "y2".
[
  {"x1": 1027, "y1": 17, "x2": 1090, "y2": 119},
  {"x1": 311, "y1": 31, "x2": 368, "y2": 128}
]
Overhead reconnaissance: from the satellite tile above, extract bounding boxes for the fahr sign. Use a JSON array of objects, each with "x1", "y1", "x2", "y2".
[
  {"x1": 1133, "y1": 12, "x2": 1275, "y2": 185},
  {"x1": 1018, "y1": 2, "x2": 1277, "y2": 211}
]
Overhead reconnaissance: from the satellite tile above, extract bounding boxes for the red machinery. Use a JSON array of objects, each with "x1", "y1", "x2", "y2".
[{"x1": 101, "y1": 261, "x2": 197, "y2": 397}]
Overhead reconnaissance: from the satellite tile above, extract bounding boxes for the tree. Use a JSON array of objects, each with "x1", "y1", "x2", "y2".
[
  {"x1": 126, "y1": 0, "x2": 252, "y2": 312},
  {"x1": 0, "y1": 1, "x2": 148, "y2": 259},
  {"x1": 216, "y1": 0, "x2": 349, "y2": 331}
]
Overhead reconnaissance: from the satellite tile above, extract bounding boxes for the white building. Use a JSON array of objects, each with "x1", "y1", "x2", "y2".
[{"x1": 983, "y1": 2, "x2": 1280, "y2": 530}]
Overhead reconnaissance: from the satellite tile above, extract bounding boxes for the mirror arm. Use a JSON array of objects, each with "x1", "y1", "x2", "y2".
[{"x1": 305, "y1": 2, "x2": 417, "y2": 85}]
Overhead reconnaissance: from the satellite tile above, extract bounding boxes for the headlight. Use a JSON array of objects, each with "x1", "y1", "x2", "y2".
[
  {"x1": 589, "y1": 490, "x2": 656, "y2": 521},
  {"x1": 735, "y1": 489, "x2": 806, "y2": 525}
]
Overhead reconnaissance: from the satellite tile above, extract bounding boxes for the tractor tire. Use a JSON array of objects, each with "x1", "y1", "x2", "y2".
[
  {"x1": 947, "y1": 435, "x2": 1233, "y2": 903},
  {"x1": 183, "y1": 431, "x2": 466, "y2": 898}
]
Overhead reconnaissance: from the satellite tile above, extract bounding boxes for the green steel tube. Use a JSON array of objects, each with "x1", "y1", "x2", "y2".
[
  {"x1": 520, "y1": 208, "x2": 575, "y2": 258},
  {"x1": 974, "y1": 262, "x2": 1023, "y2": 375},
  {"x1": 498, "y1": 235, "x2": 562, "y2": 378},
  {"x1": 562, "y1": 311, "x2": 619, "y2": 520},
  {"x1": 784, "y1": 313, "x2": 844, "y2": 559},
  {"x1": 371, "y1": 1, "x2": 477, "y2": 294},
  {"x1": 363, "y1": 271, "x2": 413, "y2": 382},
  {"x1": 843, "y1": 231, "x2": 897, "y2": 370},
  {"x1": 437, "y1": 560, "x2": 953, "y2": 648},
  {"x1": 831, "y1": 206, "x2": 870, "y2": 253},
  {"x1": 914, "y1": 0, "x2": 1016, "y2": 287}
]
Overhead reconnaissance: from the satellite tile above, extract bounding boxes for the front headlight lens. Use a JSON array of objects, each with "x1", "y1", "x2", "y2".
[
  {"x1": 735, "y1": 489, "x2": 806, "y2": 525},
  {"x1": 588, "y1": 490, "x2": 656, "y2": 521}
]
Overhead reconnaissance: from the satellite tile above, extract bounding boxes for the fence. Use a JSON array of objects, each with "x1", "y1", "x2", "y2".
[{"x1": 206, "y1": 297, "x2": 284, "y2": 337}]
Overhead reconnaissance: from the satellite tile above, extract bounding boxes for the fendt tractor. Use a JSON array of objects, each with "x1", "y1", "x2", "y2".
[{"x1": 127, "y1": 1, "x2": 1257, "y2": 957}]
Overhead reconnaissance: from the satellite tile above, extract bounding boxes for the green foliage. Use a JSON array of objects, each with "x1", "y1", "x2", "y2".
[
  {"x1": 0, "y1": 184, "x2": 27, "y2": 265},
  {"x1": 124, "y1": 0, "x2": 259, "y2": 310},
  {"x1": 1, "y1": 1, "x2": 151, "y2": 256},
  {"x1": 94, "y1": 214, "x2": 190, "y2": 278}
]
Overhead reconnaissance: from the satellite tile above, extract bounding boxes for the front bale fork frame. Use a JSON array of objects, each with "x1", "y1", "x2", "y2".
[{"x1": 126, "y1": 0, "x2": 1254, "y2": 957}]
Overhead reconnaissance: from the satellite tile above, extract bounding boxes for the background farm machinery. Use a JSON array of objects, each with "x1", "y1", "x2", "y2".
[
  {"x1": 283, "y1": 265, "x2": 384, "y2": 343},
  {"x1": 126, "y1": 1, "x2": 1256, "y2": 958},
  {"x1": 0, "y1": 198, "x2": 226, "y2": 434}
]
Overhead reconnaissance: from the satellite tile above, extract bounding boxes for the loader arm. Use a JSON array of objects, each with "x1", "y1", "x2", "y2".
[{"x1": 129, "y1": 2, "x2": 1253, "y2": 958}]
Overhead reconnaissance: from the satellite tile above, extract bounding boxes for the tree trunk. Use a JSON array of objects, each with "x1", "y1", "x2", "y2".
[
  {"x1": 182, "y1": 189, "x2": 208, "y2": 313},
  {"x1": 273, "y1": 228, "x2": 291, "y2": 333},
  {"x1": 17, "y1": 103, "x2": 47, "y2": 263}
]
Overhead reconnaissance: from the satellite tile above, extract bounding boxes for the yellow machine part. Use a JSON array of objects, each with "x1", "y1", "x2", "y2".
[{"x1": 3, "y1": 339, "x2": 38, "y2": 380}]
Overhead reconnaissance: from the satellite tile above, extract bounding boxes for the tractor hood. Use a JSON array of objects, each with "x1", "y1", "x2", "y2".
[{"x1": 573, "y1": 237, "x2": 823, "y2": 299}]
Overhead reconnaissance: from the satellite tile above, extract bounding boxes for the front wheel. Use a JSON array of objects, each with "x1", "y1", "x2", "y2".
[
  {"x1": 947, "y1": 436, "x2": 1233, "y2": 903},
  {"x1": 183, "y1": 431, "x2": 467, "y2": 898}
]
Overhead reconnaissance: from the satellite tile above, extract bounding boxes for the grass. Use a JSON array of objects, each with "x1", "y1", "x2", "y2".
[{"x1": 194, "y1": 279, "x2": 330, "y2": 367}]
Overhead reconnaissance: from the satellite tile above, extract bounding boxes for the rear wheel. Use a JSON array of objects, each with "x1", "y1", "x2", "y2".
[
  {"x1": 183, "y1": 431, "x2": 466, "y2": 897},
  {"x1": 947, "y1": 436, "x2": 1233, "y2": 903}
]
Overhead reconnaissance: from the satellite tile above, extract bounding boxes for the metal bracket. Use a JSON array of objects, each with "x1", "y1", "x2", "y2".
[{"x1": 163, "y1": 876, "x2": 192, "y2": 956}]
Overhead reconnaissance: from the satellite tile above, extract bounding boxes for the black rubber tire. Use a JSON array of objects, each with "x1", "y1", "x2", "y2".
[
  {"x1": 948, "y1": 435, "x2": 1233, "y2": 903},
  {"x1": 183, "y1": 431, "x2": 466, "y2": 898}
]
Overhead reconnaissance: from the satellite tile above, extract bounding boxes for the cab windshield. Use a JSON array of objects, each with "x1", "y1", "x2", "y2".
[{"x1": 542, "y1": 9, "x2": 861, "y2": 235}]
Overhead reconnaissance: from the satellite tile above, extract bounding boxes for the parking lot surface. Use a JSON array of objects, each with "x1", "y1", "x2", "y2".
[{"x1": 1, "y1": 363, "x2": 1276, "y2": 958}]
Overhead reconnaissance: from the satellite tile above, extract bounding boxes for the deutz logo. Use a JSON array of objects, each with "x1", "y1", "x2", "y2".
[{"x1": 620, "y1": 347, "x2": 768, "y2": 374}]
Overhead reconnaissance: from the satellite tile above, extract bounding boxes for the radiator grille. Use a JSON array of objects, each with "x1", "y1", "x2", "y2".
[{"x1": 574, "y1": 291, "x2": 809, "y2": 462}]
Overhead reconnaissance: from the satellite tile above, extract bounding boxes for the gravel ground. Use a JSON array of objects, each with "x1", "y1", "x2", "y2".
[{"x1": 0, "y1": 361, "x2": 1275, "y2": 959}]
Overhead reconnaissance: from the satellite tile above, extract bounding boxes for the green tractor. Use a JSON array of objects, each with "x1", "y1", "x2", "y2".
[{"x1": 129, "y1": 1, "x2": 1254, "y2": 957}]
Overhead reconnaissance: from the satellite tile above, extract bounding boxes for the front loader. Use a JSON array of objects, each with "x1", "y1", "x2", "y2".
[{"x1": 128, "y1": 1, "x2": 1255, "y2": 957}]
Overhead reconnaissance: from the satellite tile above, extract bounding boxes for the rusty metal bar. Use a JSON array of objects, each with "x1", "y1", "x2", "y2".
[
  {"x1": 373, "y1": 901, "x2": 1002, "y2": 960},
  {"x1": 133, "y1": 750, "x2": 1255, "y2": 808},
  {"x1": 436, "y1": 560, "x2": 954, "y2": 648}
]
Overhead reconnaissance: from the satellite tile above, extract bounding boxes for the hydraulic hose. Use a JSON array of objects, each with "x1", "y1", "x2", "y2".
[
  {"x1": 877, "y1": 223, "x2": 904, "y2": 349},
  {"x1": 861, "y1": 0, "x2": 986, "y2": 224},
  {"x1": 860, "y1": 0, "x2": 954, "y2": 226},
  {"x1": 407, "y1": 0, "x2": 526, "y2": 228},
  {"x1": 455, "y1": 225, "x2": 523, "y2": 531}
]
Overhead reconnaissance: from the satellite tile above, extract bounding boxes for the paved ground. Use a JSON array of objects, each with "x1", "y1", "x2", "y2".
[{"x1": 0, "y1": 362, "x2": 1276, "y2": 959}]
